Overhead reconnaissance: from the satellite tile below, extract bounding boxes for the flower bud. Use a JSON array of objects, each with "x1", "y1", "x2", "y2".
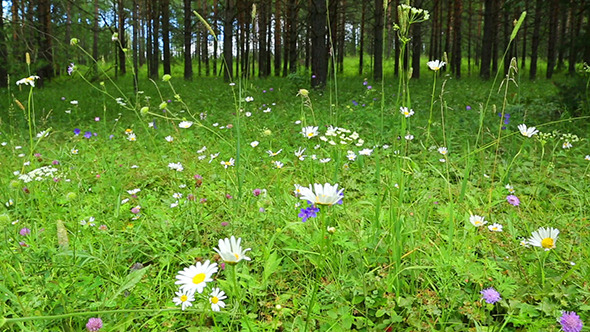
[
  {"x1": 70, "y1": 38, "x2": 79, "y2": 46},
  {"x1": 162, "y1": 74, "x2": 172, "y2": 82},
  {"x1": 140, "y1": 106, "x2": 149, "y2": 116}
]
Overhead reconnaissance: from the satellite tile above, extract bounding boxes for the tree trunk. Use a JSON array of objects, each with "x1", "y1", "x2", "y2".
[
  {"x1": 118, "y1": 0, "x2": 126, "y2": 75},
  {"x1": 146, "y1": 0, "x2": 153, "y2": 77},
  {"x1": 480, "y1": 0, "x2": 494, "y2": 79},
  {"x1": 93, "y1": 0, "x2": 99, "y2": 62},
  {"x1": 202, "y1": 0, "x2": 209, "y2": 76},
  {"x1": 521, "y1": 0, "x2": 528, "y2": 69},
  {"x1": 546, "y1": 0, "x2": 559, "y2": 78},
  {"x1": 184, "y1": 0, "x2": 193, "y2": 80},
  {"x1": 288, "y1": 0, "x2": 298, "y2": 74},
  {"x1": 359, "y1": 0, "x2": 365, "y2": 75},
  {"x1": 311, "y1": 0, "x2": 328, "y2": 88},
  {"x1": 556, "y1": 0, "x2": 568, "y2": 70},
  {"x1": 337, "y1": 0, "x2": 345, "y2": 73},
  {"x1": 223, "y1": 0, "x2": 234, "y2": 81},
  {"x1": 259, "y1": 0, "x2": 269, "y2": 77},
  {"x1": 567, "y1": 0, "x2": 581, "y2": 75},
  {"x1": 162, "y1": 0, "x2": 171, "y2": 75},
  {"x1": 452, "y1": 0, "x2": 462, "y2": 78},
  {"x1": 373, "y1": 0, "x2": 383, "y2": 81},
  {"x1": 529, "y1": 0, "x2": 542, "y2": 79},
  {"x1": 213, "y1": 0, "x2": 219, "y2": 75},
  {"x1": 0, "y1": 4, "x2": 7, "y2": 87},
  {"x1": 411, "y1": 0, "x2": 422, "y2": 79},
  {"x1": 491, "y1": 0, "x2": 499, "y2": 74},
  {"x1": 38, "y1": 0, "x2": 53, "y2": 82},
  {"x1": 274, "y1": 0, "x2": 282, "y2": 76},
  {"x1": 152, "y1": 0, "x2": 160, "y2": 79},
  {"x1": 133, "y1": 0, "x2": 139, "y2": 91}
]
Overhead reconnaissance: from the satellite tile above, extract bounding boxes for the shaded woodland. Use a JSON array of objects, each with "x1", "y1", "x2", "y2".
[{"x1": 1, "y1": 0, "x2": 590, "y2": 88}]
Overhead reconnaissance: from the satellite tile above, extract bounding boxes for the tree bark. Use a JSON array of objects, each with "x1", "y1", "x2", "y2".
[
  {"x1": 133, "y1": 0, "x2": 139, "y2": 91},
  {"x1": 162, "y1": 0, "x2": 171, "y2": 75},
  {"x1": 411, "y1": 0, "x2": 422, "y2": 79},
  {"x1": 529, "y1": 0, "x2": 542, "y2": 79},
  {"x1": 480, "y1": 0, "x2": 494, "y2": 79},
  {"x1": 452, "y1": 0, "x2": 462, "y2": 78},
  {"x1": 311, "y1": 0, "x2": 328, "y2": 88},
  {"x1": 259, "y1": 0, "x2": 269, "y2": 77},
  {"x1": 274, "y1": 0, "x2": 282, "y2": 76},
  {"x1": 0, "y1": 4, "x2": 7, "y2": 87},
  {"x1": 359, "y1": 0, "x2": 365, "y2": 75},
  {"x1": 223, "y1": 0, "x2": 234, "y2": 81},
  {"x1": 118, "y1": 0, "x2": 126, "y2": 75},
  {"x1": 373, "y1": 0, "x2": 383, "y2": 81},
  {"x1": 184, "y1": 0, "x2": 193, "y2": 80},
  {"x1": 546, "y1": 0, "x2": 559, "y2": 78},
  {"x1": 38, "y1": 0, "x2": 53, "y2": 82}
]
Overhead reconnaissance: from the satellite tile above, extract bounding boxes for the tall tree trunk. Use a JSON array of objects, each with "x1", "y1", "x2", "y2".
[
  {"x1": 93, "y1": 0, "x2": 99, "y2": 63},
  {"x1": 162, "y1": 0, "x2": 171, "y2": 75},
  {"x1": 202, "y1": 0, "x2": 209, "y2": 76},
  {"x1": 151, "y1": 0, "x2": 160, "y2": 79},
  {"x1": 0, "y1": 4, "x2": 7, "y2": 87},
  {"x1": 133, "y1": 0, "x2": 139, "y2": 91},
  {"x1": 529, "y1": 0, "x2": 542, "y2": 79},
  {"x1": 223, "y1": 0, "x2": 234, "y2": 81},
  {"x1": 65, "y1": 1, "x2": 71, "y2": 63},
  {"x1": 411, "y1": 1, "x2": 422, "y2": 79},
  {"x1": 38, "y1": 0, "x2": 53, "y2": 82},
  {"x1": 259, "y1": 0, "x2": 269, "y2": 77},
  {"x1": 118, "y1": 0, "x2": 126, "y2": 75},
  {"x1": 337, "y1": 0, "x2": 345, "y2": 73},
  {"x1": 11, "y1": 0, "x2": 20, "y2": 62},
  {"x1": 359, "y1": 0, "x2": 365, "y2": 75},
  {"x1": 310, "y1": 0, "x2": 327, "y2": 88},
  {"x1": 467, "y1": 0, "x2": 472, "y2": 75},
  {"x1": 184, "y1": 0, "x2": 193, "y2": 80},
  {"x1": 373, "y1": 0, "x2": 383, "y2": 81},
  {"x1": 274, "y1": 0, "x2": 282, "y2": 76},
  {"x1": 288, "y1": 0, "x2": 298, "y2": 74},
  {"x1": 328, "y1": 0, "x2": 338, "y2": 74},
  {"x1": 556, "y1": 0, "x2": 568, "y2": 70},
  {"x1": 146, "y1": 0, "x2": 153, "y2": 77},
  {"x1": 502, "y1": 3, "x2": 511, "y2": 75},
  {"x1": 546, "y1": 0, "x2": 559, "y2": 78},
  {"x1": 452, "y1": 0, "x2": 462, "y2": 78},
  {"x1": 491, "y1": 0, "x2": 499, "y2": 74},
  {"x1": 213, "y1": 0, "x2": 219, "y2": 75},
  {"x1": 480, "y1": 0, "x2": 494, "y2": 79},
  {"x1": 567, "y1": 0, "x2": 581, "y2": 75},
  {"x1": 521, "y1": 0, "x2": 528, "y2": 69}
]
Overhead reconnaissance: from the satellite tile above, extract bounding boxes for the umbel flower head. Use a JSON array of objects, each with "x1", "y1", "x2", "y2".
[
  {"x1": 175, "y1": 260, "x2": 218, "y2": 293},
  {"x1": 298, "y1": 183, "x2": 344, "y2": 206},
  {"x1": 213, "y1": 236, "x2": 251, "y2": 264},
  {"x1": 559, "y1": 311, "x2": 583, "y2": 332},
  {"x1": 527, "y1": 227, "x2": 559, "y2": 250}
]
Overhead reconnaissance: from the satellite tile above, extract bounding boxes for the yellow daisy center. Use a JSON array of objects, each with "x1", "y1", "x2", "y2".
[
  {"x1": 541, "y1": 237, "x2": 554, "y2": 249},
  {"x1": 474, "y1": 221, "x2": 482, "y2": 225},
  {"x1": 192, "y1": 273, "x2": 206, "y2": 284},
  {"x1": 180, "y1": 295, "x2": 188, "y2": 302},
  {"x1": 211, "y1": 296, "x2": 219, "y2": 304},
  {"x1": 234, "y1": 253, "x2": 240, "y2": 260},
  {"x1": 307, "y1": 133, "x2": 314, "y2": 137}
]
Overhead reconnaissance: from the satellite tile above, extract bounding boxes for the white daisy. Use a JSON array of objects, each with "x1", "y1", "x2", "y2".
[
  {"x1": 438, "y1": 147, "x2": 448, "y2": 155},
  {"x1": 488, "y1": 223, "x2": 503, "y2": 232},
  {"x1": 221, "y1": 158, "x2": 235, "y2": 168},
  {"x1": 400, "y1": 107, "x2": 414, "y2": 118},
  {"x1": 213, "y1": 236, "x2": 252, "y2": 264},
  {"x1": 172, "y1": 288, "x2": 195, "y2": 311},
  {"x1": 273, "y1": 160, "x2": 284, "y2": 168},
  {"x1": 427, "y1": 60, "x2": 446, "y2": 71},
  {"x1": 127, "y1": 133, "x2": 137, "y2": 141},
  {"x1": 165, "y1": 136, "x2": 174, "y2": 142},
  {"x1": 267, "y1": 149, "x2": 282, "y2": 157},
  {"x1": 16, "y1": 75, "x2": 40, "y2": 87},
  {"x1": 209, "y1": 288, "x2": 227, "y2": 312},
  {"x1": 298, "y1": 183, "x2": 344, "y2": 206},
  {"x1": 517, "y1": 124, "x2": 539, "y2": 137},
  {"x1": 359, "y1": 148, "x2": 373, "y2": 156},
  {"x1": 245, "y1": 96, "x2": 254, "y2": 102},
  {"x1": 250, "y1": 141, "x2": 259, "y2": 148},
  {"x1": 469, "y1": 215, "x2": 487, "y2": 227},
  {"x1": 302, "y1": 126, "x2": 319, "y2": 139},
  {"x1": 526, "y1": 227, "x2": 559, "y2": 250},
  {"x1": 294, "y1": 147, "x2": 306, "y2": 160},
  {"x1": 562, "y1": 141, "x2": 572, "y2": 149},
  {"x1": 175, "y1": 260, "x2": 218, "y2": 293},
  {"x1": 197, "y1": 146, "x2": 207, "y2": 154},
  {"x1": 209, "y1": 153, "x2": 220, "y2": 163},
  {"x1": 178, "y1": 121, "x2": 193, "y2": 128}
]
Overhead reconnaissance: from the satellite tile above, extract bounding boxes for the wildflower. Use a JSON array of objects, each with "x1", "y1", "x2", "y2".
[
  {"x1": 162, "y1": 74, "x2": 172, "y2": 82},
  {"x1": 179, "y1": 121, "x2": 193, "y2": 128},
  {"x1": 427, "y1": 60, "x2": 446, "y2": 71},
  {"x1": 480, "y1": 287, "x2": 501, "y2": 304},
  {"x1": 267, "y1": 149, "x2": 282, "y2": 157},
  {"x1": 527, "y1": 227, "x2": 559, "y2": 250},
  {"x1": 213, "y1": 236, "x2": 251, "y2": 264},
  {"x1": 469, "y1": 215, "x2": 487, "y2": 227},
  {"x1": 165, "y1": 136, "x2": 174, "y2": 142},
  {"x1": 505, "y1": 184, "x2": 515, "y2": 193},
  {"x1": 563, "y1": 141, "x2": 572, "y2": 149},
  {"x1": 168, "y1": 162, "x2": 184, "y2": 172},
  {"x1": 273, "y1": 161, "x2": 284, "y2": 169},
  {"x1": 400, "y1": 107, "x2": 414, "y2": 118},
  {"x1": 488, "y1": 223, "x2": 503, "y2": 232},
  {"x1": 506, "y1": 195, "x2": 520, "y2": 206},
  {"x1": 517, "y1": 124, "x2": 539, "y2": 137},
  {"x1": 294, "y1": 147, "x2": 306, "y2": 160},
  {"x1": 245, "y1": 111, "x2": 252, "y2": 117},
  {"x1": 346, "y1": 151, "x2": 357, "y2": 161},
  {"x1": 302, "y1": 126, "x2": 319, "y2": 139},
  {"x1": 298, "y1": 205, "x2": 320, "y2": 222},
  {"x1": 131, "y1": 206, "x2": 141, "y2": 214},
  {"x1": 438, "y1": 147, "x2": 448, "y2": 155},
  {"x1": 250, "y1": 141, "x2": 259, "y2": 148},
  {"x1": 252, "y1": 189, "x2": 262, "y2": 196},
  {"x1": 245, "y1": 96, "x2": 254, "y2": 102},
  {"x1": 327, "y1": 226, "x2": 336, "y2": 233},
  {"x1": 71, "y1": 148, "x2": 79, "y2": 154},
  {"x1": 16, "y1": 75, "x2": 40, "y2": 87},
  {"x1": 209, "y1": 288, "x2": 228, "y2": 312},
  {"x1": 359, "y1": 148, "x2": 373, "y2": 156},
  {"x1": 297, "y1": 89, "x2": 309, "y2": 96},
  {"x1": 319, "y1": 158, "x2": 331, "y2": 163},
  {"x1": 220, "y1": 158, "x2": 235, "y2": 168},
  {"x1": 298, "y1": 183, "x2": 344, "y2": 206},
  {"x1": 175, "y1": 260, "x2": 218, "y2": 293},
  {"x1": 86, "y1": 317, "x2": 103, "y2": 331},
  {"x1": 127, "y1": 133, "x2": 137, "y2": 141},
  {"x1": 83, "y1": 131, "x2": 92, "y2": 138},
  {"x1": 173, "y1": 193, "x2": 182, "y2": 199},
  {"x1": 585, "y1": 155, "x2": 590, "y2": 161},
  {"x1": 209, "y1": 153, "x2": 219, "y2": 163},
  {"x1": 559, "y1": 311, "x2": 584, "y2": 332},
  {"x1": 172, "y1": 288, "x2": 195, "y2": 311},
  {"x1": 19, "y1": 227, "x2": 31, "y2": 236},
  {"x1": 405, "y1": 134, "x2": 414, "y2": 140},
  {"x1": 70, "y1": 100, "x2": 78, "y2": 105},
  {"x1": 74, "y1": 128, "x2": 81, "y2": 135}
]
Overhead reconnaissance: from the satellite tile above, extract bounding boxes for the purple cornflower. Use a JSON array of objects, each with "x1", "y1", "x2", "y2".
[
  {"x1": 252, "y1": 188, "x2": 262, "y2": 196},
  {"x1": 466, "y1": 105, "x2": 472, "y2": 110},
  {"x1": 74, "y1": 128, "x2": 81, "y2": 136},
  {"x1": 84, "y1": 131, "x2": 92, "y2": 139},
  {"x1": 19, "y1": 228, "x2": 31, "y2": 236},
  {"x1": 480, "y1": 287, "x2": 501, "y2": 304},
  {"x1": 363, "y1": 80, "x2": 368, "y2": 86},
  {"x1": 352, "y1": 100, "x2": 358, "y2": 106},
  {"x1": 367, "y1": 85, "x2": 372, "y2": 90},
  {"x1": 298, "y1": 205, "x2": 320, "y2": 222},
  {"x1": 86, "y1": 317, "x2": 103, "y2": 331},
  {"x1": 559, "y1": 311, "x2": 583, "y2": 332},
  {"x1": 506, "y1": 195, "x2": 520, "y2": 206}
]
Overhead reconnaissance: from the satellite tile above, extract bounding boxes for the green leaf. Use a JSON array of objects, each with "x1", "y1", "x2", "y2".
[
  {"x1": 263, "y1": 251, "x2": 283, "y2": 283},
  {"x1": 111, "y1": 266, "x2": 150, "y2": 301},
  {"x1": 510, "y1": 12, "x2": 527, "y2": 42}
]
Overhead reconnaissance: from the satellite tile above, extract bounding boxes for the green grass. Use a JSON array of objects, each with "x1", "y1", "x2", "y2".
[{"x1": 0, "y1": 58, "x2": 589, "y2": 331}]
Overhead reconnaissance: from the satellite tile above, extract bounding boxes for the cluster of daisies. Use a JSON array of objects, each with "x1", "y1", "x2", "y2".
[{"x1": 173, "y1": 236, "x2": 251, "y2": 311}]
